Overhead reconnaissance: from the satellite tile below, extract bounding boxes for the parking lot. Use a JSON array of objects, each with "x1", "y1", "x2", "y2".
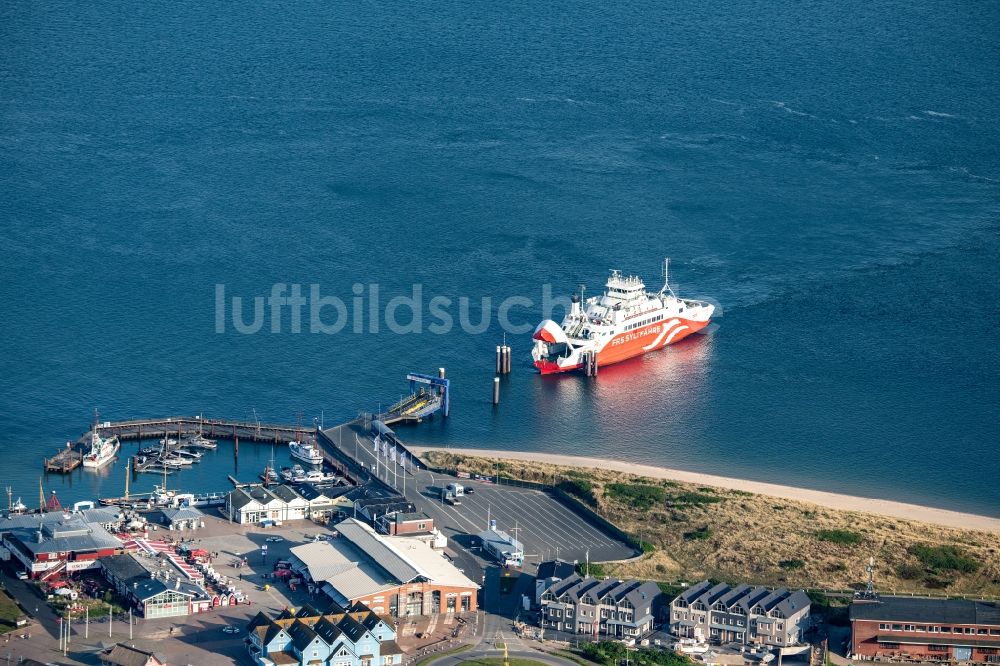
[{"x1": 324, "y1": 423, "x2": 637, "y2": 570}]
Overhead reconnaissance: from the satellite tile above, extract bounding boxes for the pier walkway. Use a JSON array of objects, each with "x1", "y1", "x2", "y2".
[{"x1": 90, "y1": 417, "x2": 313, "y2": 446}]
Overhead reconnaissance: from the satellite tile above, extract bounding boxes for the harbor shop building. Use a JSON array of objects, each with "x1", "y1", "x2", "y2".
[
  {"x1": 850, "y1": 597, "x2": 1000, "y2": 664},
  {"x1": 99, "y1": 554, "x2": 213, "y2": 618},
  {"x1": 226, "y1": 485, "x2": 311, "y2": 524},
  {"x1": 0, "y1": 511, "x2": 122, "y2": 579},
  {"x1": 289, "y1": 519, "x2": 478, "y2": 616}
]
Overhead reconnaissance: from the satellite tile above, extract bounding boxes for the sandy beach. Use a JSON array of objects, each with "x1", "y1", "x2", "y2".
[{"x1": 409, "y1": 446, "x2": 1000, "y2": 535}]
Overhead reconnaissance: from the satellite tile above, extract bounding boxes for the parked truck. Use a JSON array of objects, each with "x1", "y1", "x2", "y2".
[{"x1": 441, "y1": 488, "x2": 462, "y2": 505}]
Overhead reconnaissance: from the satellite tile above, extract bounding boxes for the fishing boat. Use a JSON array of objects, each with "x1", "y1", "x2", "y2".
[
  {"x1": 531, "y1": 259, "x2": 715, "y2": 374},
  {"x1": 82, "y1": 430, "x2": 120, "y2": 469},
  {"x1": 289, "y1": 440, "x2": 323, "y2": 465}
]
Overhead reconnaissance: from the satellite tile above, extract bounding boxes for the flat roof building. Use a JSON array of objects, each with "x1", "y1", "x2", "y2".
[
  {"x1": 850, "y1": 597, "x2": 1000, "y2": 664},
  {"x1": 289, "y1": 518, "x2": 478, "y2": 617}
]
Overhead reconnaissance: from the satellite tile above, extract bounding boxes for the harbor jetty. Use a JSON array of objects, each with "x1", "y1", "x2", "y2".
[
  {"x1": 43, "y1": 444, "x2": 83, "y2": 473},
  {"x1": 87, "y1": 416, "x2": 312, "y2": 445}
]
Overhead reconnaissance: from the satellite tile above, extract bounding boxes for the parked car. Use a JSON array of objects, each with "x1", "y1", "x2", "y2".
[
  {"x1": 465, "y1": 487, "x2": 475, "y2": 495},
  {"x1": 313, "y1": 534, "x2": 329, "y2": 542},
  {"x1": 15, "y1": 571, "x2": 28, "y2": 581},
  {"x1": 222, "y1": 625, "x2": 240, "y2": 634},
  {"x1": 265, "y1": 536, "x2": 283, "y2": 543}
]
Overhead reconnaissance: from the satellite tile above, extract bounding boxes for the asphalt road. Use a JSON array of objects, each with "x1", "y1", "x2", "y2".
[{"x1": 324, "y1": 423, "x2": 635, "y2": 567}]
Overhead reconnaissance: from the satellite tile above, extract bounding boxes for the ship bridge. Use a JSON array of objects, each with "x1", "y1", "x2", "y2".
[{"x1": 600, "y1": 270, "x2": 648, "y2": 307}]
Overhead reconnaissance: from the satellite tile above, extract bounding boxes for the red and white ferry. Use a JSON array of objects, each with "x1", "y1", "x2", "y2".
[{"x1": 531, "y1": 260, "x2": 714, "y2": 375}]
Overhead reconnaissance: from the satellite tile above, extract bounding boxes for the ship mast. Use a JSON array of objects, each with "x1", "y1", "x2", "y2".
[{"x1": 660, "y1": 257, "x2": 676, "y2": 298}]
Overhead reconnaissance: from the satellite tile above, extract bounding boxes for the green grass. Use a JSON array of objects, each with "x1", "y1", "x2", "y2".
[
  {"x1": 576, "y1": 562, "x2": 607, "y2": 578},
  {"x1": 559, "y1": 478, "x2": 598, "y2": 507},
  {"x1": 462, "y1": 657, "x2": 545, "y2": 666},
  {"x1": 0, "y1": 591, "x2": 23, "y2": 633},
  {"x1": 815, "y1": 529, "x2": 865, "y2": 545},
  {"x1": 606, "y1": 483, "x2": 667, "y2": 510},
  {"x1": 683, "y1": 526, "x2": 713, "y2": 541},
  {"x1": 582, "y1": 641, "x2": 693, "y2": 666},
  {"x1": 907, "y1": 544, "x2": 980, "y2": 573}
]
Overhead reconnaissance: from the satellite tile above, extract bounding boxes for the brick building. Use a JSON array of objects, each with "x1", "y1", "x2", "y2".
[
  {"x1": 376, "y1": 512, "x2": 433, "y2": 536},
  {"x1": 850, "y1": 597, "x2": 1000, "y2": 664},
  {"x1": 289, "y1": 518, "x2": 478, "y2": 616}
]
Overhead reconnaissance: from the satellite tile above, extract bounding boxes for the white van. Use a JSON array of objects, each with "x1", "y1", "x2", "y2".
[{"x1": 446, "y1": 483, "x2": 465, "y2": 497}]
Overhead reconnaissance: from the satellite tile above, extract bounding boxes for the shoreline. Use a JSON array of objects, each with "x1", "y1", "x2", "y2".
[{"x1": 409, "y1": 446, "x2": 1000, "y2": 535}]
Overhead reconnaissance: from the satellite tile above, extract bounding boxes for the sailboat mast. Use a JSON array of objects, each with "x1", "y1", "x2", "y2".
[{"x1": 124, "y1": 459, "x2": 130, "y2": 500}]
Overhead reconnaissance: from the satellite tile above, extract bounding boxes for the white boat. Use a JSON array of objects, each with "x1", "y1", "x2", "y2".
[
  {"x1": 288, "y1": 440, "x2": 323, "y2": 465},
  {"x1": 183, "y1": 434, "x2": 217, "y2": 449},
  {"x1": 161, "y1": 457, "x2": 191, "y2": 467},
  {"x1": 82, "y1": 431, "x2": 120, "y2": 469},
  {"x1": 280, "y1": 464, "x2": 306, "y2": 482},
  {"x1": 291, "y1": 470, "x2": 337, "y2": 484},
  {"x1": 159, "y1": 437, "x2": 178, "y2": 448},
  {"x1": 174, "y1": 448, "x2": 203, "y2": 459}
]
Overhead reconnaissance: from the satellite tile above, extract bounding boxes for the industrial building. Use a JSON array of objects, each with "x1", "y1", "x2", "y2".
[
  {"x1": 246, "y1": 601, "x2": 403, "y2": 666},
  {"x1": 288, "y1": 518, "x2": 478, "y2": 616},
  {"x1": 850, "y1": 597, "x2": 1000, "y2": 664},
  {"x1": 670, "y1": 581, "x2": 812, "y2": 647},
  {"x1": 538, "y1": 571, "x2": 663, "y2": 638}
]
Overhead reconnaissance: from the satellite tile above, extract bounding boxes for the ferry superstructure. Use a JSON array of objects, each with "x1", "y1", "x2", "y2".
[{"x1": 531, "y1": 260, "x2": 714, "y2": 374}]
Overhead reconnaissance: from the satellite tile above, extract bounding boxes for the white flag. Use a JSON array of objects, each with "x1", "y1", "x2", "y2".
[
  {"x1": 390, "y1": 447, "x2": 397, "y2": 463},
  {"x1": 373, "y1": 436, "x2": 380, "y2": 454},
  {"x1": 399, "y1": 451, "x2": 406, "y2": 467}
]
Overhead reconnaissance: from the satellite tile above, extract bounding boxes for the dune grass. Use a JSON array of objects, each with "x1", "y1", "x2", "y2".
[{"x1": 425, "y1": 451, "x2": 1000, "y2": 596}]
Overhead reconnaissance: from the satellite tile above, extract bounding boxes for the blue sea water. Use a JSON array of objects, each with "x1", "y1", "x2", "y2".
[{"x1": 1, "y1": 0, "x2": 998, "y2": 515}]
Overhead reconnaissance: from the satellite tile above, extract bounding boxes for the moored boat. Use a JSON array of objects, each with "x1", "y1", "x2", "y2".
[
  {"x1": 288, "y1": 440, "x2": 323, "y2": 465},
  {"x1": 531, "y1": 259, "x2": 714, "y2": 374},
  {"x1": 82, "y1": 431, "x2": 120, "y2": 469}
]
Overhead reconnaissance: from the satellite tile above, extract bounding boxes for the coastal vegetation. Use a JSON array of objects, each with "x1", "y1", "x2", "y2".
[
  {"x1": 581, "y1": 641, "x2": 693, "y2": 666},
  {"x1": 424, "y1": 451, "x2": 1000, "y2": 596}
]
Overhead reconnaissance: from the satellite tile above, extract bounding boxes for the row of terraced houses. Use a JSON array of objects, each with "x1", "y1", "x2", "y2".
[{"x1": 669, "y1": 581, "x2": 812, "y2": 647}]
